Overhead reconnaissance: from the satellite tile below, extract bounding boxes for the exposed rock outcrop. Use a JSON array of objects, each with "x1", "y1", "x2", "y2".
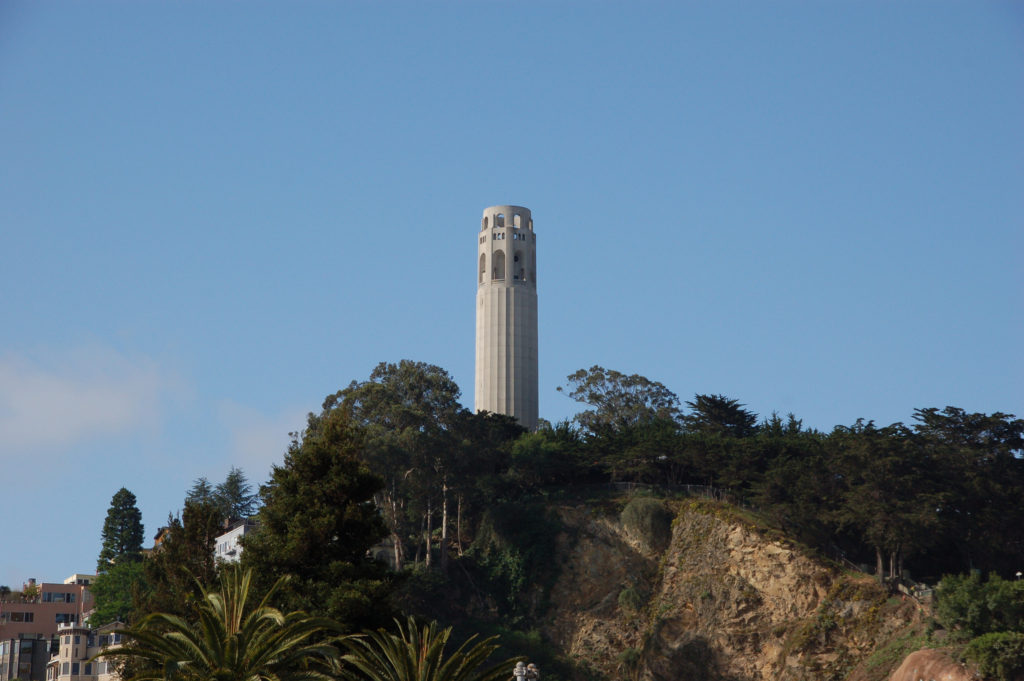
[
  {"x1": 540, "y1": 498, "x2": 923, "y2": 681},
  {"x1": 887, "y1": 649, "x2": 976, "y2": 681}
]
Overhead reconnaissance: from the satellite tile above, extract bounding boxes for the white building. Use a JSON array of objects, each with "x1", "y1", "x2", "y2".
[
  {"x1": 45, "y1": 622, "x2": 122, "y2": 681},
  {"x1": 214, "y1": 518, "x2": 257, "y2": 563},
  {"x1": 475, "y1": 205, "x2": 539, "y2": 430}
]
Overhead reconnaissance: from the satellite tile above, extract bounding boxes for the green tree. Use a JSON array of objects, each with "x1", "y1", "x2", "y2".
[
  {"x1": 99, "y1": 566, "x2": 340, "y2": 681},
  {"x1": 337, "y1": 360, "x2": 467, "y2": 572},
  {"x1": 89, "y1": 560, "x2": 147, "y2": 626},
  {"x1": 136, "y1": 500, "x2": 223, "y2": 622},
  {"x1": 914, "y1": 407, "x2": 1024, "y2": 574},
  {"x1": 215, "y1": 466, "x2": 259, "y2": 520},
  {"x1": 682, "y1": 394, "x2": 759, "y2": 438},
  {"x1": 830, "y1": 421, "x2": 939, "y2": 581},
  {"x1": 184, "y1": 477, "x2": 215, "y2": 506},
  {"x1": 339, "y1": 616, "x2": 516, "y2": 681},
  {"x1": 241, "y1": 406, "x2": 393, "y2": 632},
  {"x1": 936, "y1": 573, "x2": 1024, "y2": 639},
  {"x1": 558, "y1": 365, "x2": 681, "y2": 434},
  {"x1": 98, "y1": 488, "x2": 145, "y2": 573}
]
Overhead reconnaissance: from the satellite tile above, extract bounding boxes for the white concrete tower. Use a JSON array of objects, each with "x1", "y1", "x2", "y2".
[{"x1": 475, "y1": 205, "x2": 538, "y2": 430}]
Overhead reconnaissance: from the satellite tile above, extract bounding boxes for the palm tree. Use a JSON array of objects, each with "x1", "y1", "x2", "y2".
[
  {"x1": 97, "y1": 565, "x2": 340, "y2": 681},
  {"x1": 338, "y1": 616, "x2": 517, "y2": 681}
]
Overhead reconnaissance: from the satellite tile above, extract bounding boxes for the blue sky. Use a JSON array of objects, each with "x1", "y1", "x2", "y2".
[{"x1": 1, "y1": 1, "x2": 1021, "y2": 587}]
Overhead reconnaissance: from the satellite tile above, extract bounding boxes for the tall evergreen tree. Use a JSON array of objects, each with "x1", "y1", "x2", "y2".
[
  {"x1": 683, "y1": 394, "x2": 759, "y2": 438},
  {"x1": 97, "y1": 488, "x2": 145, "y2": 573},
  {"x1": 241, "y1": 406, "x2": 393, "y2": 632},
  {"x1": 134, "y1": 500, "x2": 223, "y2": 623},
  {"x1": 214, "y1": 466, "x2": 259, "y2": 520},
  {"x1": 185, "y1": 477, "x2": 215, "y2": 506}
]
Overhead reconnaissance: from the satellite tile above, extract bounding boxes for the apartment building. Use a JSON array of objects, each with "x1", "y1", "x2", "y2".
[{"x1": 45, "y1": 623, "x2": 122, "y2": 681}]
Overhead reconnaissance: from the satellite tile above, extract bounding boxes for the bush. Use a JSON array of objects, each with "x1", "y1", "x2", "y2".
[
  {"x1": 618, "y1": 586, "x2": 646, "y2": 613},
  {"x1": 937, "y1": 573, "x2": 1024, "y2": 639},
  {"x1": 468, "y1": 502, "x2": 561, "y2": 615},
  {"x1": 620, "y1": 498, "x2": 673, "y2": 552},
  {"x1": 964, "y1": 632, "x2": 1024, "y2": 681}
]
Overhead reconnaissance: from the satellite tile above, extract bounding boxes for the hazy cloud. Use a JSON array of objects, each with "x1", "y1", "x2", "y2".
[
  {"x1": 0, "y1": 347, "x2": 176, "y2": 454},
  {"x1": 217, "y1": 400, "x2": 308, "y2": 482}
]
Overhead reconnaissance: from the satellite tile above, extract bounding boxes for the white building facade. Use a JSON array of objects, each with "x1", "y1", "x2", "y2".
[{"x1": 214, "y1": 519, "x2": 257, "y2": 563}]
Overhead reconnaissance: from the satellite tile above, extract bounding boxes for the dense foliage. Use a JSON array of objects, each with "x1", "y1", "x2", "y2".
[
  {"x1": 938, "y1": 573, "x2": 1024, "y2": 681},
  {"x1": 241, "y1": 404, "x2": 394, "y2": 633}
]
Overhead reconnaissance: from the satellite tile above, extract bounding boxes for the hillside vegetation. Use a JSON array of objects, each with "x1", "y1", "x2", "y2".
[{"x1": 81, "y1": 361, "x2": 1023, "y2": 681}]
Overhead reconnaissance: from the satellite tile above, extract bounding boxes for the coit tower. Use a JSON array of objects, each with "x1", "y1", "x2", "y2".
[{"x1": 475, "y1": 205, "x2": 538, "y2": 430}]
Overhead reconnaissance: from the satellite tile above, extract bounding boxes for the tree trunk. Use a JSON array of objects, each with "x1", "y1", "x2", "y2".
[
  {"x1": 440, "y1": 480, "x2": 449, "y2": 572},
  {"x1": 392, "y1": 532, "x2": 404, "y2": 572},
  {"x1": 875, "y1": 546, "x2": 884, "y2": 583},
  {"x1": 425, "y1": 499, "x2": 433, "y2": 568},
  {"x1": 456, "y1": 493, "x2": 464, "y2": 556}
]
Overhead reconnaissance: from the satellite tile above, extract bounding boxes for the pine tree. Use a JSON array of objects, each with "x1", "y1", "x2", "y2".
[
  {"x1": 214, "y1": 467, "x2": 259, "y2": 520},
  {"x1": 185, "y1": 477, "x2": 215, "y2": 506},
  {"x1": 241, "y1": 407, "x2": 393, "y2": 632},
  {"x1": 97, "y1": 488, "x2": 145, "y2": 573}
]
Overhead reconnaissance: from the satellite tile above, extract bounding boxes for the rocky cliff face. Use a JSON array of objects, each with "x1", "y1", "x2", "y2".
[{"x1": 539, "y1": 498, "x2": 927, "y2": 681}]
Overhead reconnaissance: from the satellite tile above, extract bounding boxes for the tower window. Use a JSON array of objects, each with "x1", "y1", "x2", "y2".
[
  {"x1": 479, "y1": 253, "x2": 486, "y2": 283},
  {"x1": 495, "y1": 213, "x2": 505, "y2": 228},
  {"x1": 513, "y1": 213, "x2": 522, "y2": 228},
  {"x1": 493, "y1": 249, "x2": 505, "y2": 280}
]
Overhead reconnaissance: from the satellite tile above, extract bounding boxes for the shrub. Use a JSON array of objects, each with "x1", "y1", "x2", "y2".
[
  {"x1": 620, "y1": 498, "x2": 673, "y2": 552},
  {"x1": 964, "y1": 632, "x2": 1024, "y2": 681},
  {"x1": 937, "y1": 573, "x2": 1024, "y2": 639},
  {"x1": 618, "y1": 586, "x2": 645, "y2": 613}
]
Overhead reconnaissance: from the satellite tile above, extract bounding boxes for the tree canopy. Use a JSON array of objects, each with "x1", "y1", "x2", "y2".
[
  {"x1": 241, "y1": 405, "x2": 394, "y2": 632},
  {"x1": 558, "y1": 365, "x2": 681, "y2": 434},
  {"x1": 97, "y1": 488, "x2": 145, "y2": 573},
  {"x1": 185, "y1": 467, "x2": 259, "y2": 521}
]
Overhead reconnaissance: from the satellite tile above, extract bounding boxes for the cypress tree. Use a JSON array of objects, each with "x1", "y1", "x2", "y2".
[{"x1": 97, "y1": 488, "x2": 144, "y2": 573}]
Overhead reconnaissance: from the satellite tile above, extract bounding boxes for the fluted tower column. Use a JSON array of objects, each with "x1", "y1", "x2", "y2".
[{"x1": 475, "y1": 205, "x2": 538, "y2": 430}]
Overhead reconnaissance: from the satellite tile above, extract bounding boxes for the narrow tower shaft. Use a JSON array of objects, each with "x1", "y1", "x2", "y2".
[{"x1": 474, "y1": 205, "x2": 538, "y2": 430}]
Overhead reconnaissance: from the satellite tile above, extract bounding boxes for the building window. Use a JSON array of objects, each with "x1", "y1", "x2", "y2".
[
  {"x1": 72, "y1": 663, "x2": 79, "y2": 675},
  {"x1": 84, "y1": 664, "x2": 91, "y2": 675},
  {"x1": 62, "y1": 663, "x2": 69, "y2": 675}
]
